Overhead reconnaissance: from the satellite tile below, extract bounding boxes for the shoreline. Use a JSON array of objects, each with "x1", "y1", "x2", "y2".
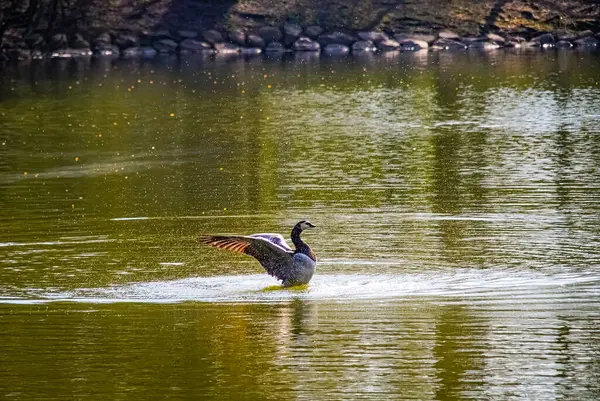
[{"x1": 2, "y1": 25, "x2": 599, "y2": 62}]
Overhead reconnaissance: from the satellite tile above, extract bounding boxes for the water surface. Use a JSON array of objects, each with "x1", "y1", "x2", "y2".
[{"x1": 1, "y1": 50, "x2": 600, "y2": 399}]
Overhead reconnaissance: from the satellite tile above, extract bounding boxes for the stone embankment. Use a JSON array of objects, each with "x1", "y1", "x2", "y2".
[{"x1": 3, "y1": 22, "x2": 600, "y2": 61}]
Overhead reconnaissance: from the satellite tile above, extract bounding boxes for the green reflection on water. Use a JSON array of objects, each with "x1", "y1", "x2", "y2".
[{"x1": 2, "y1": 298, "x2": 599, "y2": 400}]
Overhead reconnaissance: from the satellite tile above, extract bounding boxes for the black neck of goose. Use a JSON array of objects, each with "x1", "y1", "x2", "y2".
[
  {"x1": 291, "y1": 225, "x2": 317, "y2": 262},
  {"x1": 292, "y1": 225, "x2": 313, "y2": 258},
  {"x1": 291, "y1": 225, "x2": 305, "y2": 250}
]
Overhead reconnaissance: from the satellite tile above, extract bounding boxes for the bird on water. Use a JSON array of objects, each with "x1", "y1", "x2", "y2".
[{"x1": 199, "y1": 220, "x2": 317, "y2": 287}]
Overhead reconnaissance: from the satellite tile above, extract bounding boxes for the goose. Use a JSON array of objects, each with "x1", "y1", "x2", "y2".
[{"x1": 199, "y1": 220, "x2": 317, "y2": 287}]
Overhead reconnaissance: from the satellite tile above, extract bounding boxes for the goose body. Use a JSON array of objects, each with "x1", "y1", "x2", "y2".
[{"x1": 199, "y1": 220, "x2": 317, "y2": 287}]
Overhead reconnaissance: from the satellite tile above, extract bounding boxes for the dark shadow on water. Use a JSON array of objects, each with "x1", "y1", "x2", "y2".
[
  {"x1": 433, "y1": 305, "x2": 487, "y2": 400},
  {"x1": 424, "y1": 53, "x2": 495, "y2": 265}
]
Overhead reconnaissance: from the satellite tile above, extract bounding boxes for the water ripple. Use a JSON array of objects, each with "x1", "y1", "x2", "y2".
[{"x1": 4, "y1": 268, "x2": 595, "y2": 304}]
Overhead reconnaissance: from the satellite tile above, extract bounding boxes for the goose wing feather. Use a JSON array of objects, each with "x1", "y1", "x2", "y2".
[
  {"x1": 199, "y1": 235, "x2": 294, "y2": 281},
  {"x1": 248, "y1": 233, "x2": 293, "y2": 251}
]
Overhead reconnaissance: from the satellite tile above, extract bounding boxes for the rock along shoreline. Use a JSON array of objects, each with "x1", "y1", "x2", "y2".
[{"x1": 2, "y1": 23, "x2": 600, "y2": 62}]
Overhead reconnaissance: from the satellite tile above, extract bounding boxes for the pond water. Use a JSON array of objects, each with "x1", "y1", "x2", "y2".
[{"x1": 1, "y1": 50, "x2": 600, "y2": 399}]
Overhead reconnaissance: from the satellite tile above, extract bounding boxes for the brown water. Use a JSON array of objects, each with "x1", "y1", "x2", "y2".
[{"x1": 1, "y1": 50, "x2": 600, "y2": 400}]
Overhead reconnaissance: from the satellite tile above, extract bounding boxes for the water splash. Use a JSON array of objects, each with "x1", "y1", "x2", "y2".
[{"x1": 7, "y1": 268, "x2": 598, "y2": 304}]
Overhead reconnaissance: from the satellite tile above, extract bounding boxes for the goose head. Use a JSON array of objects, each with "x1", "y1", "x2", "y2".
[{"x1": 297, "y1": 220, "x2": 316, "y2": 231}]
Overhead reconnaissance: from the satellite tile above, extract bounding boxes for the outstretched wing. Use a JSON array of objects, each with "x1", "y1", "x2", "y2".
[
  {"x1": 249, "y1": 233, "x2": 292, "y2": 251},
  {"x1": 199, "y1": 235, "x2": 294, "y2": 282}
]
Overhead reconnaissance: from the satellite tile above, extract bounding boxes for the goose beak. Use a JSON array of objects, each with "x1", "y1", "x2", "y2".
[{"x1": 308, "y1": 222, "x2": 316, "y2": 228}]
